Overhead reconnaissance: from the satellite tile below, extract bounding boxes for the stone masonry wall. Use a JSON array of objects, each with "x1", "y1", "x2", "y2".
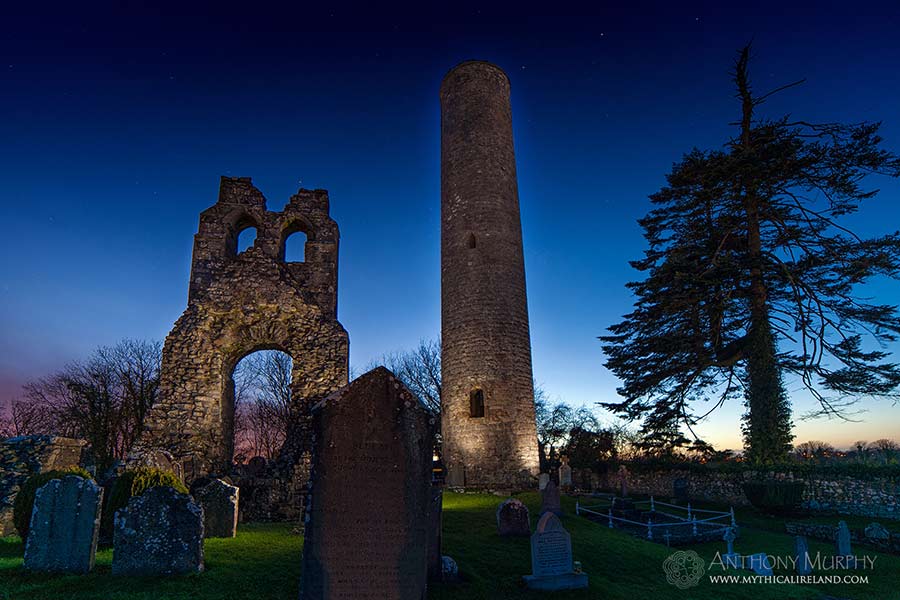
[
  {"x1": 440, "y1": 61, "x2": 540, "y2": 490},
  {"x1": 602, "y1": 468, "x2": 899, "y2": 520},
  {"x1": 0, "y1": 436, "x2": 90, "y2": 536},
  {"x1": 134, "y1": 177, "x2": 349, "y2": 517}
]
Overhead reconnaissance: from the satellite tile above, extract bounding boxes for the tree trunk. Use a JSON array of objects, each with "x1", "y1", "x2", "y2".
[{"x1": 735, "y1": 47, "x2": 793, "y2": 463}]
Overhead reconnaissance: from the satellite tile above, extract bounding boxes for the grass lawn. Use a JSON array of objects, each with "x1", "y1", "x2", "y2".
[{"x1": 2, "y1": 492, "x2": 897, "y2": 599}]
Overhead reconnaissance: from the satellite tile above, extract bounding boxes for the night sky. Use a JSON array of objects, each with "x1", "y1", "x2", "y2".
[{"x1": 2, "y1": 3, "x2": 899, "y2": 449}]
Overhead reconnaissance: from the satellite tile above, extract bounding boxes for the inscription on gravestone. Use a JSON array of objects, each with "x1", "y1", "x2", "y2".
[
  {"x1": 24, "y1": 476, "x2": 103, "y2": 574},
  {"x1": 532, "y1": 517, "x2": 572, "y2": 577},
  {"x1": 300, "y1": 367, "x2": 432, "y2": 600},
  {"x1": 523, "y1": 512, "x2": 588, "y2": 590}
]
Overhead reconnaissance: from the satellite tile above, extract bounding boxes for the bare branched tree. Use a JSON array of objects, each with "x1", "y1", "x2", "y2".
[
  {"x1": 379, "y1": 338, "x2": 442, "y2": 415},
  {"x1": 233, "y1": 350, "x2": 293, "y2": 460},
  {"x1": 11, "y1": 339, "x2": 162, "y2": 473}
]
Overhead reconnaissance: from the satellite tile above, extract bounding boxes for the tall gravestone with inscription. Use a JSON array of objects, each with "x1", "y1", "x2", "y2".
[
  {"x1": 24, "y1": 476, "x2": 103, "y2": 573},
  {"x1": 523, "y1": 512, "x2": 588, "y2": 591},
  {"x1": 300, "y1": 367, "x2": 433, "y2": 600}
]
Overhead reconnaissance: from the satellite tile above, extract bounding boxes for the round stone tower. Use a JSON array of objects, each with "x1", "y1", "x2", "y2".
[{"x1": 440, "y1": 61, "x2": 540, "y2": 490}]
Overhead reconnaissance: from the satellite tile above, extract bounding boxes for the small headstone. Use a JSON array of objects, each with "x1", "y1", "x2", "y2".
[
  {"x1": 836, "y1": 521, "x2": 852, "y2": 556},
  {"x1": 24, "y1": 476, "x2": 102, "y2": 573},
  {"x1": 538, "y1": 473, "x2": 550, "y2": 490},
  {"x1": 617, "y1": 465, "x2": 629, "y2": 498},
  {"x1": 496, "y1": 498, "x2": 531, "y2": 536},
  {"x1": 245, "y1": 456, "x2": 267, "y2": 477},
  {"x1": 540, "y1": 480, "x2": 562, "y2": 516},
  {"x1": 722, "y1": 526, "x2": 740, "y2": 568},
  {"x1": 441, "y1": 555, "x2": 459, "y2": 582},
  {"x1": 673, "y1": 478, "x2": 689, "y2": 501},
  {"x1": 112, "y1": 486, "x2": 204, "y2": 576},
  {"x1": 194, "y1": 478, "x2": 239, "y2": 538},
  {"x1": 427, "y1": 487, "x2": 443, "y2": 581},
  {"x1": 795, "y1": 535, "x2": 812, "y2": 575},
  {"x1": 300, "y1": 367, "x2": 432, "y2": 600},
  {"x1": 558, "y1": 457, "x2": 572, "y2": 489},
  {"x1": 523, "y1": 512, "x2": 588, "y2": 590},
  {"x1": 747, "y1": 553, "x2": 773, "y2": 576},
  {"x1": 835, "y1": 521, "x2": 856, "y2": 568},
  {"x1": 865, "y1": 522, "x2": 890, "y2": 541}
]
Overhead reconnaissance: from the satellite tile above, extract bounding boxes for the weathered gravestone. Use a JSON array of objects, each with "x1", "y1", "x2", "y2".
[
  {"x1": 24, "y1": 476, "x2": 102, "y2": 573},
  {"x1": 835, "y1": 520, "x2": 854, "y2": 565},
  {"x1": 865, "y1": 522, "x2": 890, "y2": 542},
  {"x1": 112, "y1": 486, "x2": 204, "y2": 576},
  {"x1": 795, "y1": 535, "x2": 812, "y2": 575},
  {"x1": 673, "y1": 478, "x2": 689, "y2": 502},
  {"x1": 747, "y1": 553, "x2": 773, "y2": 576},
  {"x1": 523, "y1": 512, "x2": 588, "y2": 590},
  {"x1": 722, "y1": 526, "x2": 740, "y2": 568},
  {"x1": 540, "y1": 480, "x2": 562, "y2": 516},
  {"x1": 538, "y1": 473, "x2": 550, "y2": 490},
  {"x1": 617, "y1": 465, "x2": 629, "y2": 498},
  {"x1": 496, "y1": 498, "x2": 531, "y2": 536},
  {"x1": 300, "y1": 367, "x2": 432, "y2": 600},
  {"x1": 245, "y1": 456, "x2": 268, "y2": 478},
  {"x1": 194, "y1": 478, "x2": 239, "y2": 538},
  {"x1": 558, "y1": 457, "x2": 572, "y2": 489}
]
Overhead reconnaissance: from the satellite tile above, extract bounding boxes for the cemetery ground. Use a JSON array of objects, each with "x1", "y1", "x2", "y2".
[{"x1": 1, "y1": 493, "x2": 897, "y2": 600}]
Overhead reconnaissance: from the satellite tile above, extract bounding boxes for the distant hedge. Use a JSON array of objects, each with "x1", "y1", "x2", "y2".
[
  {"x1": 101, "y1": 467, "x2": 189, "y2": 538},
  {"x1": 614, "y1": 459, "x2": 900, "y2": 480},
  {"x1": 13, "y1": 467, "x2": 92, "y2": 539}
]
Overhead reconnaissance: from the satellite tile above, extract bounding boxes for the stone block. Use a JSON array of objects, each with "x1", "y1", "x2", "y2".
[{"x1": 194, "y1": 478, "x2": 239, "y2": 538}]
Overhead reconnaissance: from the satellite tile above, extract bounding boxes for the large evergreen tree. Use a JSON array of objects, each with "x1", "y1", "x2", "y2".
[{"x1": 601, "y1": 46, "x2": 900, "y2": 463}]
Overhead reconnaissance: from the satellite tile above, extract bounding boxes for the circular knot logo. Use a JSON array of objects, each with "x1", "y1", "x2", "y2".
[{"x1": 663, "y1": 550, "x2": 705, "y2": 589}]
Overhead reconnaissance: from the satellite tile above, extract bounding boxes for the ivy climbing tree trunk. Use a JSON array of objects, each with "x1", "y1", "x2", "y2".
[{"x1": 734, "y1": 47, "x2": 794, "y2": 463}]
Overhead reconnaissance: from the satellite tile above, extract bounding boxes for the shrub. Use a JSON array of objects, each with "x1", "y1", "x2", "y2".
[
  {"x1": 101, "y1": 467, "x2": 188, "y2": 538},
  {"x1": 742, "y1": 480, "x2": 806, "y2": 516},
  {"x1": 13, "y1": 467, "x2": 91, "y2": 539}
]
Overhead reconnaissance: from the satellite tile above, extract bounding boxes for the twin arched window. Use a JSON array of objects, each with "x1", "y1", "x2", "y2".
[{"x1": 226, "y1": 213, "x2": 312, "y2": 264}]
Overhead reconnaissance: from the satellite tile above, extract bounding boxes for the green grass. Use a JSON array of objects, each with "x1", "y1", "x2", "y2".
[
  {"x1": 2, "y1": 492, "x2": 898, "y2": 600},
  {"x1": 0, "y1": 523, "x2": 302, "y2": 600}
]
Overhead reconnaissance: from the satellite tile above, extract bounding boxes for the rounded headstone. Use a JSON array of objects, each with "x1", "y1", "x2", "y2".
[
  {"x1": 112, "y1": 486, "x2": 204, "y2": 576},
  {"x1": 496, "y1": 498, "x2": 531, "y2": 536}
]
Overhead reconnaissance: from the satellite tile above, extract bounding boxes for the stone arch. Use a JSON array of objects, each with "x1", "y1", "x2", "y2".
[
  {"x1": 278, "y1": 217, "x2": 314, "y2": 263},
  {"x1": 225, "y1": 211, "x2": 262, "y2": 257}
]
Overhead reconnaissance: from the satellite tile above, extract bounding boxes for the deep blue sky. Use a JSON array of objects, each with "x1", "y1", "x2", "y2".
[{"x1": 2, "y1": 3, "x2": 899, "y2": 448}]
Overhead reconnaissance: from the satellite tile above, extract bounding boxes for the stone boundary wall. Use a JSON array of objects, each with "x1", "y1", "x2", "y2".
[
  {"x1": 785, "y1": 521, "x2": 900, "y2": 554},
  {"x1": 0, "y1": 436, "x2": 91, "y2": 536},
  {"x1": 593, "y1": 468, "x2": 899, "y2": 521}
]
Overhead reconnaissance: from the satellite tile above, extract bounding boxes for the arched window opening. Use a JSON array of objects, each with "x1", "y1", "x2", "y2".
[
  {"x1": 284, "y1": 230, "x2": 307, "y2": 263},
  {"x1": 469, "y1": 389, "x2": 485, "y2": 418},
  {"x1": 236, "y1": 226, "x2": 258, "y2": 254},
  {"x1": 230, "y1": 349, "x2": 293, "y2": 462},
  {"x1": 467, "y1": 233, "x2": 477, "y2": 249}
]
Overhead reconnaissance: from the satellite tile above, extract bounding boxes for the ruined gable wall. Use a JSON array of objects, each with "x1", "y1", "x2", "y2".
[{"x1": 136, "y1": 177, "x2": 349, "y2": 484}]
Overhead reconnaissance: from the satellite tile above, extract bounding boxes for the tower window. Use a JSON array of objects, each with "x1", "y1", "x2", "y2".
[
  {"x1": 469, "y1": 389, "x2": 485, "y2": 418},
  {"x1": 236, "y1": 226, "x2": 257, "y2": 254},
  {"x1": 283, "y1": 230, "x2": 307, "y2": 262},
  {"x1": 467, "y1": 233, "x2": 477, "y2": 249}
]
